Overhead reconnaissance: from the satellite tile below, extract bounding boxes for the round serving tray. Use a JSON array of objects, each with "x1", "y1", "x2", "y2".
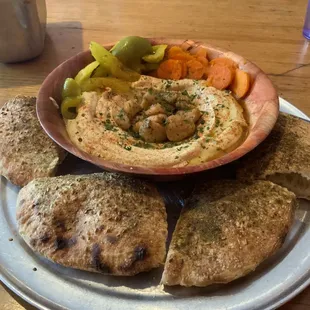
[{"x1": 0, "y1": 97, "x2": 309, "y2": 310}]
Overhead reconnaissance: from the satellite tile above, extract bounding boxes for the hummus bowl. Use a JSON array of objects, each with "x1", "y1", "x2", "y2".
[{"x1": 37, "y1": 38, "x2": 279, "y2": 179}]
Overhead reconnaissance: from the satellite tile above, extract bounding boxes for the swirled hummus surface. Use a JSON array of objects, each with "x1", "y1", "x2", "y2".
[{"x1": 66, "y1": 76, "x2": 247, "y2": 167}]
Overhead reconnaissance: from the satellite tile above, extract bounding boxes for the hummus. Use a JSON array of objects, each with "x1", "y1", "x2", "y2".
[{"x1": 66, "y1": 76, "x2": 247, "y2": 167}]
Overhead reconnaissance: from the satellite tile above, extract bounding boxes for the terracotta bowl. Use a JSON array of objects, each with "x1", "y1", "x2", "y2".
[{"x1": 37, "y1": 38, "x2": 279, "y2": 179}]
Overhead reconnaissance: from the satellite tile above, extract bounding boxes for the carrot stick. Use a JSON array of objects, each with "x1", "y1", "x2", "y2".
[
  {"x1": 229, "y1": 69, "x2": 251, "y2": 98},
  {"x1": 206, "y1": 64, "x2": 235, "y2": 90}
]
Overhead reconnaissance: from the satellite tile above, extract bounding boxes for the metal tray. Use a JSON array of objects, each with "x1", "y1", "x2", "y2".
[{"x1": 0, "y1": 98, "x2": 310, "y2": 310}]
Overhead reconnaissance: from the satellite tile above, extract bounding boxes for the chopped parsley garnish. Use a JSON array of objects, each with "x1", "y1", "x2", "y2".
[
  {"x1": 103, "y1": 119, "x2": 117, "y2": 131},
  {"x1": 117, "y1": 108, "x2": 125, "y2": 120},
  {"x1": 181, "y1": 90, "x2": 189, "y2": 96},
  {"x1": 165, "y1": 80, "x2": 172, "y2": 89},
  {"x1": 133, "y1": 142, "x2": 154, "y2": 149},
  {"x1": 189, "y1": 94, "x2": 197, "y2": 101},
  {"x1": 124, "y1": 145, "x2": 132, "y2": 151}
]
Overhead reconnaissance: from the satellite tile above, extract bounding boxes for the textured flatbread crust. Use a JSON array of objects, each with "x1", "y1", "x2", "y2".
[
  {"x1": 17, "y1": 173, "x2": 167, "y2": 276},
  {"x1": 0, "y1": 95, "x2": 66, "y2": 187},
  {"x1": 237, "y1": 112, "x2": 310, "y2": 200},
  {"x1": 162, "y1": 180, "x2": 296, "y2": 287}
]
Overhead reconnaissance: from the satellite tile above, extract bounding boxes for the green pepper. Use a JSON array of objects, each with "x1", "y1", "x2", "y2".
[
  {"x1": 74, "y1": 61, "x2": 100, "y2": 85},
  {"x1": 61, "y1": 96, "x2": 82, "y2": 119},
  {"x1": 80, "y1": 77, "x2": 131, "y2": 93},
  {"x1": 142, "y1": 45, "x2": 168, "y2": 63},
  {"x1": 62, "y1": 78, "x2": 81, "y2": 99},
  {"x1": 91, "y1": 64, "x2": 109, "y2": 78},
  {"x1": 90, "y1": 41, "x2": 140, "y2": 82},
  {"x1": 111, "y1": 36, "x2": 152, "y2": 70}
]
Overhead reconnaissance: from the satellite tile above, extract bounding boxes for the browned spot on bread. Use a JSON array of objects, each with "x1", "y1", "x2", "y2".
[
  {"x1": 54, "y1": 237, "x2": 68, "y2": 250},
  {"x1": 53, "y1": 219, "x2": 66, "y2": 232},
  {"x1": 40, "y1": 234, "x2": 50, "y2": 243},
  {"x1": 91, "y1": 244, "x2": 110, "y2": 273},
  {"x1": 134, "y1": 246, "x2": 147, "y2": 261}
]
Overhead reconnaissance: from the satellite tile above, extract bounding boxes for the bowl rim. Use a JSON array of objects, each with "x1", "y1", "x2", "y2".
[{"x1": 37, "y1": 38, "x2": 279, "y2": 176}]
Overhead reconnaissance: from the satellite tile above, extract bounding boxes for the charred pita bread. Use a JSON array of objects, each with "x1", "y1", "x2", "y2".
[
  {"x1": 0, "y1": 95, "x2": 66, "y2": 187},
  {"x1": 237, "y1": 112, "x2": 310, "y2": 200},
  {"x1": 17, "y1": 173, "x2": 167, "y2": 276},
  {"x1": 162, "y1": 180, "x2": 296, "y2": 287}
]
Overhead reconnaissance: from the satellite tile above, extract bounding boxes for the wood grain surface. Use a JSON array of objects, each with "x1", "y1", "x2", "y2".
[{"x1": 0, "y1": 0, "x2": 309, "y2": 309}]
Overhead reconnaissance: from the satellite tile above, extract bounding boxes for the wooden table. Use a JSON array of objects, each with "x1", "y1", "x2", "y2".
[{"x1": 0, "y1": 0, "x2": 309, "y2": 309}]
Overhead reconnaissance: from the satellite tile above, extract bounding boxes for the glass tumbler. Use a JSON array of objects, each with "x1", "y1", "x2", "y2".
[{"x1": 0, "y1": 0, "x2": 46, "y2": 63}]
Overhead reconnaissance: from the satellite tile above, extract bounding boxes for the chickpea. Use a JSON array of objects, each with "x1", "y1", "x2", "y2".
[
  {"x1": 124, "y1": 100, "x2": 142, "y2": 119},
  {"x1": 147, "y1": 113, "x2": 167, "y2": 125},
  {"x1": 112, "y1": 105, "x2": 131, "y2": 130},
  {"x1": 166, "y1": 115, "x2": 196, "y2": 142},
  {"x1": 141, "y1": 92, "x2": 155, "y2": 109},
  {"x1": 160, "y1": 92, "x2": 177, "y2": 105},
  {"x1": 139, "y1": 118, "x2": 167, "y2": 142},
  {"x1": 145, "y1": 103, "x2": 166, "y2": 116},
  {"x1": 177, "y1": 108, "x2": 202, "y2": 123}
]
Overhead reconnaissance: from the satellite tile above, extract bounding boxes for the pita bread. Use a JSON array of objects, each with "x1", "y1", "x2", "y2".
[
  {"x1": 237, "y1": 112, "x2": 310, "y2": 200},
  {"x1": 162, "y1": 180, "x2": 296, "y2": 287},
  {"x1": 17, "y1": 173, "x2": 167, "y2": 276},
  {"x1": 0, "y1": 95, "x2": 66, "y2": 187}
]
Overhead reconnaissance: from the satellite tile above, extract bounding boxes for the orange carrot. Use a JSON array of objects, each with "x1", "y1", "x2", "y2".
[
  {"x1": 229, "y1": 69, "x2": 251, "y2": 98},
  {"x1": 181, "y1": 61, "x2": 188, "y2": 79},
  {"x1": 196, "y1": 56, "x2": 209, "y2": 78},
  {"x1": 196, "y1": 56, "x2": 208, "y2": 67},
  {"x1": 157, "y1": 59, "x2": 183, "y2": 80},
  {"x1": 206, "y1": 64, "x2": 235, "y2": 90},
  {"x1": 192, "y1": 47, "x2": 208, "y2": 59},
  {"x1": 187, "y1": 59, "x2": 205, "y2": 80},
  {"x1": 167, "y1": 46, "x2": 194, "y2": 62},
  {"x1": 167, "y1": 46, "x2": 184, "y2": 59},
  {"x1": 210, "y1": 57, "x2": 237, "y2": 70}
]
